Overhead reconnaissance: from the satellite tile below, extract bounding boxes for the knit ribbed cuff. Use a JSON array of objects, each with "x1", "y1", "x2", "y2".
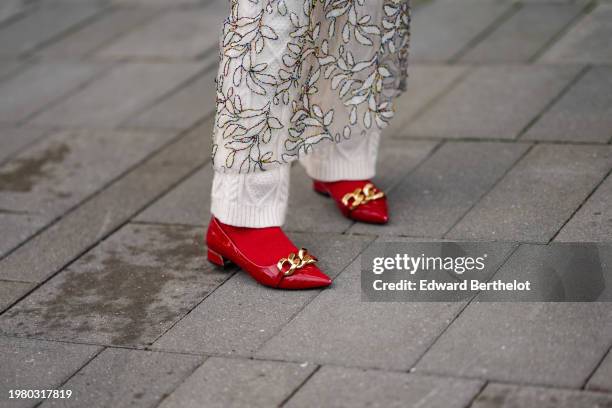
[
  {"x1": 301, "y1": 156, "x2": 376, "y2": 181},
  {"x1": 300, "y1": 132, "x2": 380, "y2": 182},
  {"x1": 211, "y1": 200, "x2": 287, "y2": 228},
  {"x1": 210, "y1": 166, "x2": 290, "y2": 228}
]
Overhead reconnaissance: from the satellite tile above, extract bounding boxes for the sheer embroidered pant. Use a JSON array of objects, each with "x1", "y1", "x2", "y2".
[{"x1": 211, "y1": 131, "x2": 380, "y2": 227}]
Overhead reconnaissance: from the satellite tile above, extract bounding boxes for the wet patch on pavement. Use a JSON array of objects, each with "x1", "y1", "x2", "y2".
[{"x1": 0, "y1": 223, "x2": 232, "y2": 346}]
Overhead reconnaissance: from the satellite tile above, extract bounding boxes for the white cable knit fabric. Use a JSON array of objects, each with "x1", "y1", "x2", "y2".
[
  {"x1": 300, "y1": 129, "x2": 380, "y2": 181},
  {"x1": 211, "y1": 131, "x2": 380, "y2": 227},
  {"x1": 211, "y1": 164, "x2": 291, "y2": 228}
]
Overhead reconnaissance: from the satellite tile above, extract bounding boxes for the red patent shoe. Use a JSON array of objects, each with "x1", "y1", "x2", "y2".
[
  {"x1": 206, "y1": 216, "x2": 332, "y2": 290},
  {"x1": 313, "y1": 179, "x2": 389, "y2": 224}
]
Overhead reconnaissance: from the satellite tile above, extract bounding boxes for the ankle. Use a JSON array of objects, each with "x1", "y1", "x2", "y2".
[
  {"x1": 315, "y1": 179, "x2": 372, "y2": 196},
  {"x1": 209, "y1": 217, "x2": 295, "y2": 265}
]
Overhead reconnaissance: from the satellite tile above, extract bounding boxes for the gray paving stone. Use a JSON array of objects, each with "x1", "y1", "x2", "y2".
[
  {"x1": 113, "y1": 0, "x2": 205, "y2": 4},
  {"x1": 153, "y1": 233, "x2": 372, "y2": 356},
  {"x1": 285, "y1": 367, "x2": 484, "y2": 408},
  {"x1": 159, "y1": 357, "x2": 315, "y2": 408},
  {"x1": 0, "y1": 213, "x2": 47, "y2": 258},
  {"x1": 38, "y1": 7, "x2": 159, "y2": 57},
  {"x1": 369, "y1": 141, "x2": 448, "y2": 191},
  {"x1": 411, "y1": 0, "x2": 513, "y2": 62},
  {"x1": 28, "y1": 0, "x2": 106, "y2": 4},
  {"x1": 40, "y1": 348, "x2": 203, "y2": 408},
  {"x1": 383, "y1": 65, "x2": 469, "y2": 139},
  {"x1": 0, "y1": 336, "x2": 101, "y2": 408},
  {"x1": 127, "y1": 68, "x2": 217, "y2": 130},
  {"x1": 31, "y1": 62, "x2": 203, "y2": 128},
  {"x1": 0, "y1": 120, "x2": 211, "y2": 283},
  {"x1": 405, "y1": 66, "x2": 581, "y2": 140},
  {"x1": 135, "y1": 164, "x2": 213, "y2": 226},
  {"x1": 0, "y1": 129, "x2": 171, "y2": 219},
  {"x1": 520, "y1": 0, "x2": 588, "y2": 2},
  {"x1": 415, "y1": 302, "x2": 612, "y2": 387},
  {"x1": 0, "y1": 280, "x2": 32, "y2": 312},
  {"x1": 153, "y1": 270, "x2": 315, "y2": 356},
  {"x1": 587, "y1": 349, "x2": 612, "y2": 392},
  {"x1": 98, "y1": 7, "x2": 226, "y2": 59},
  {"x1": 0, "y1": 60, "x2": 25, "y2": 81},
  {"x1": 0, "y1": 62, "x2": 106, "y2": 123},
  {"x1": 349, "y1": 141, "x2": 529, "y2": 238},
  {"x1": 498, "y1": 0, "x2": 576, "y2": 3},
  {"x1": 448, "y1": 144, "x2": 612, "y2": 242},
  {"x1": 286, "y1": 140, "x2": 439, "y2": 233},
  {"x1": 478, "y1": 243, "x2": 612, "y2": 302},
  {"x1": 0, "y1": 223, "x2": 229, "y2": 346},
  {"x1": 0, "y1": 0, "x2": 27, "y2": 24},
  {"x1": 523, "y1": 67, "x2": 612, "y2": 143},
  {"x1": 540, "y1": 3, "x2": 612, "y2": 64},
  {"x1": 472, "y1": 383, "x2": 612, "y2": 408},
  {"x1": 555, "y1": 173, "x2": 612, "y2": 242},
  {"x1": 0, "y1": 127, "x2": 46, "y2": 164},
  {"x1": 285, "y1": 164, "x2": 352, "y2": 233},
  {"x1": 461, "y1": 3, "x2": 583, "y2": 63},
  {"x1": 256, "y1": 253, "x2": 466, "y2": 371},
  {"x1": 0, "y1": 4, "x2": 103, "y2": 56}
]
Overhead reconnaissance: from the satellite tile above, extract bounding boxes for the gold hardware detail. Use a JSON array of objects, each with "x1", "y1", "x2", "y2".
[
  {"x1": 341, "y1": 183, "x2": 385, "y2": 210},
  {"x1": 277, "y1": 248, "x2": 318, "y2": 276}
]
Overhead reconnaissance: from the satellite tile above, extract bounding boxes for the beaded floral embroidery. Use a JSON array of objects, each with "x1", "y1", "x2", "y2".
[{"x1": 212, "y1": 0, "x2": 411, "y2": 173}]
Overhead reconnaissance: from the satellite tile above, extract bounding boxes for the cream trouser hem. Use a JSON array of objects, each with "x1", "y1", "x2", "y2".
[{"x1": 211, "y1": 132, "x2": 380, "y2": 227}]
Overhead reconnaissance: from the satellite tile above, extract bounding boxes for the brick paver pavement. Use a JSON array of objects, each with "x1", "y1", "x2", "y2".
[{"x1": 1, "y1": 0, "x2": 612, "y2": 407}]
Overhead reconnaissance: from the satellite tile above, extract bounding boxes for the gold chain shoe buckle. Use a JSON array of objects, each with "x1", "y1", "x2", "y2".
[
  {"x1": 277, "y1": 248, "x2": 318, "y2": 277},
  {"x1": 341, "y1": 183, "x2": 385, "y2": 210}
]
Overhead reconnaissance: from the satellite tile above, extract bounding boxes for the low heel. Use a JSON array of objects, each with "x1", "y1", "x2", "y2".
[{"x1": 207, "y1": 248, "x2": 228, "y2": 267}]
